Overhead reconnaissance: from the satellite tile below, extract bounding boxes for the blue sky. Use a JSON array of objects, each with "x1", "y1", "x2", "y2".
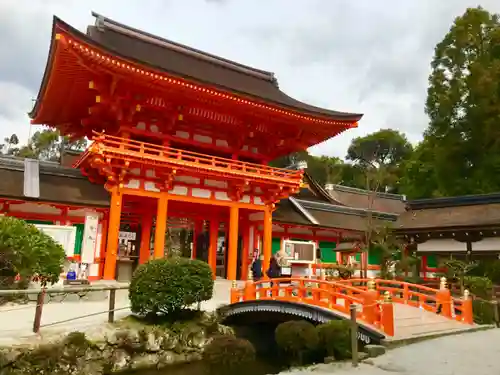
[{"x1": 1, "y1": 0, "x2": 499, "y2": 158}]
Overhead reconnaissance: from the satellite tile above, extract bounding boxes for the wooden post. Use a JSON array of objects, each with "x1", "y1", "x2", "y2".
[
  {"x1": 461, "y1": 289, "x2": 474, "y2": 324},
  {"x1": 208, "y1": 219, "x2": 219, "y2": 279},
  {"x1": 241, "y1": 222, "x2": 250, "y2": 281},
  {"x1": 154, "y1": 194, "x2": 168, "y2": 259},
  {"x1": 350, "y1": 304, "x2": 359, "y2": 367},
  {"x1": 493, "y1": 300, "x2": 500, "y2": 327},
  {"x1": 227, "y1": 205, "x2": 239, "y2": 281},
  {"x1": 380, "y1": 291, "x2": 395, "y2": 336},
  {"x1": 103, "y1": 186, "x2": 123, "y2": 280},
  {"x1": 139, "y1": 212, "x2": 153, "y2": 264},
  {"x1": 108, "y1": 288, "x2": 116, "y2": 323},
  {"x1": 362, "y1": 279, "x2": 378, "y2": 324},
  {"x1": 436, "y1": 277, "x2": 452, "y2": 318},
  {"x1": 244, "y1": 267, "x2": 255, "y2": 301},
  {"x1": 230, "y1": 281, "x2": 239, "y2": 303},
  {"x1": 192, "y1": 220, "x2": 203, "y2": 260},
  {"x1": 33, "y1": 288, "x2": 46, "y2": 333},
  {"x1": 98, "y1": 216, "x2": 109, "y2": 279},
  {"x1": 263, "y1": 206, "x2": 272, "y2": 278}
]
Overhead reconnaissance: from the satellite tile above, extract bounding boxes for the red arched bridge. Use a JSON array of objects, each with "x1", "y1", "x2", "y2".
[{"x1": 225, "y1": 277, "x2": 474, "y2": 344}]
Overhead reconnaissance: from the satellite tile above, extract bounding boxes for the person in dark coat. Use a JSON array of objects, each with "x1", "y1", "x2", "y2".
[
  {"x1": 251, "y1": 252, "x2": 263, "y2": 282},
  {"x1": 267, "y1": 254, "x2": 282, "y2": 286}
]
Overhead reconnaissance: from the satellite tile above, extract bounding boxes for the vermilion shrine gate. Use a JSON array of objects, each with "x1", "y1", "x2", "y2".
[{"x1": 28, "y1": 13, "x2": 362, "y2": 280}]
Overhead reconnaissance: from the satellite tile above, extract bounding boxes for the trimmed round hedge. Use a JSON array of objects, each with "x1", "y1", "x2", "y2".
[
  {"x1": 203, "y1": 335, "x2": 256, "y2": 375},
  {"x1": 0, "y1": 216, "x2": 66, "y2": 289},
  {"x1": 316, "y1": 320, "x2": 351, "y2": 359},
  {"x1": 275, "y1": 320, "x2": 318, "y2": 365},
  {"x1": 129, "y1": 257, "x2": 213, "y2": 315}
]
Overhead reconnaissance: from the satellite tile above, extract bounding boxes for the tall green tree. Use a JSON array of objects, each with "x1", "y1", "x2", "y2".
[
  {"x1": 346, "y1": 129, "x2": 412, "y2": 193},
  {"x1": 1, "y1": 129, "x2": 87, "y2": 162},
  {"x1": 344, "y1": 129, "x2": 413, "y2": 276},
  {"x1": 400, "y1": 138, "x2": 440, "y2": 199},
  {"x1": 346, "y1": 129, "x2": 413, "y2": 168},
  {"x1": 269, "y1": 150, "x2": 366, "y2": 189},
  {"x1": 1, "y1": 134, "x2": 19, "y2": 155},
  {"x1": 402, "y1": 6, "x2": 500, "y2": 198}
]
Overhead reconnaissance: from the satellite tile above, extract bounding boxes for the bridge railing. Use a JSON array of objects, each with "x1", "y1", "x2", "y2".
[
  {"x1": 336, "y1": 277, "x2": 473, "y2": 324},
  {"x1": 230, "y1": 277, "x2": 395, "y2": 336}
]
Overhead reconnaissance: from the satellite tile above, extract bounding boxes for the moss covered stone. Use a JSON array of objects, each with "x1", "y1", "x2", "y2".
[{"x1": 0, "y1": 311, "x2": 232, "y2": 375}]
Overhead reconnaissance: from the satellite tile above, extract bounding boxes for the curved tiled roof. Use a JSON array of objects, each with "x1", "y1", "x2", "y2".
[{"x1": 85, "y1": 12, "x2": 363, "y2": 121}]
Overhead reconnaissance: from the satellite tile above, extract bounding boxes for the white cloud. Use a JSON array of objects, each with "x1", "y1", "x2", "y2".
[{"x1": 0, "y1": 0, "x2": 499, "y2": 158}]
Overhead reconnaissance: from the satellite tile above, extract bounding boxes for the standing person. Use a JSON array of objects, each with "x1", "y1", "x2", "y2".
[
  {"x1": 251, "y1": 251, "x2": 263, "y2": 282},
  {"x1": 267, "y1": 253, "x2": 282, "y2": 287}
]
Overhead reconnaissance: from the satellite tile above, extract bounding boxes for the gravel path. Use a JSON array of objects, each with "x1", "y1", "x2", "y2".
[{"x1": 281, "y1": 328, "x2": 500, "y2": 375}]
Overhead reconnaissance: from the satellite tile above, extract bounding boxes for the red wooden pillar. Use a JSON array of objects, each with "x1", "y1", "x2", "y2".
[
  {"x1": 103, "y1": 186, "x2": 122, "y2": 280},
  {"x1": 227, "y1": 206, "x2": 239, "y2": 281},
  {"x1": 98, "y1": 214, "x2": 109, "y2": 279},
  {"x1": 154, "y1": 194, "x2": 168, "y2": 259},
  {"x1": 241, "y1": 221, "x2": 250, "y2": 280},
  {"x1": 208, "y1": 219, "x2": 219, "y2": 279},
  {"x1": 263, "y1": 207, "x2": 272, "y2": 278},
  {"x1": 252, "y1": 226, "x2": 259, "y2": 253},
  {"x1": 139, "y1": 212, "x2": 153, "y2": 264},
  {"x1": 421, "y1": 255, "x2": 428, "y2": 280},
  {"x1": 192, "y1": 220, "x2": 203, "y2": 259}
]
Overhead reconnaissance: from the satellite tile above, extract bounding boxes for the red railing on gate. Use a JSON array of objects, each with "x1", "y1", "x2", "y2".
[{"x1": 74, "y1": 132, "x2": 304, "y2": 186}]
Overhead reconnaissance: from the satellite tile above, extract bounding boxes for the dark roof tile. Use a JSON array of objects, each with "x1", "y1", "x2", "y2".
[
  {"x1": 397, "y1": 203, "x2": 500, "y2": 230},
  {"x1": 0, "y1": 157, "x2": 109, "y2": 207}
]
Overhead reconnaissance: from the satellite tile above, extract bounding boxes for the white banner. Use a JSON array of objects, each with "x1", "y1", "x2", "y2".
[{"x1": 81, "y1": 213, "x2": 99, "y2": 264}]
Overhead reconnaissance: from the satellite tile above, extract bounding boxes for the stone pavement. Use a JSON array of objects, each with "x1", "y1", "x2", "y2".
[
  {"x1": 387, "y1": 302, "x2": 480, "y2": 343},
  {"x1": 281, "y1": 328, "x2": 500, "y2": 374}
]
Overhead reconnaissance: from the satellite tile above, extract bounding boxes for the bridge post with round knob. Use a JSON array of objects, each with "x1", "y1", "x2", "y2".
[
  {"x1": 436, "y1": 277, "x2": 452, "y2": 318},
  {"x1": 230, "y1": 280, "x2": 239, "y2": 304},
  {"x1": 363, "y1": 277, "x2": 379, "y2": 324},
  {"x1": 367, "y1": 277, "x2": 376, "y2": 291},
  {"x1": 380, "y1": 291, "x2": 395, "y2": 336},
  {"x1": 439, "y1": 276, "x2": 447, "y2": 290},
  {"x1": 244, "y1": 266, "x2": 256, "y2": 301},
  {"x1": 461, "y1": 289, "x2": 474, "y2": 324}
]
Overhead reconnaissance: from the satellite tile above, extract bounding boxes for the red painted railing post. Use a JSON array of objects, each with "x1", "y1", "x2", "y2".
[
  {"x1": 244, "y1": 279, "x2": 256, "y2": 301},
  {"x1": 230, "y1": 281, "x2": 239, "y2": 304},
  {"x1": 380, "y1": 292, "x2": 395, "y2": 336},
  {"x1": 271, "y1": 282, "x2": 280, "y2": 298},
  {"x1": 402, "y1": 283, "x2": 409, "y2": 303},
  {"x1": 329, "y1": 284, "x2": 337, "y2": 306},
  {"x1": 436, "y1": 277, "x2": 452, "y2": 318},
  {"x1": 461, "y1": 289, "x2": 474, "y2": 324},
  {"x1": 298, "y1": 280, "x2": 306, "y2": 300},
  {"x1": 362, "y1": 279, "x2": 378, "y2": 324}
]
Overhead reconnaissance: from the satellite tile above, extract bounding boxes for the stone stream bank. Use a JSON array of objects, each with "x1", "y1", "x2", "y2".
[{"x1": 0, "y1": 312, "x2": 233, "y2": 375}]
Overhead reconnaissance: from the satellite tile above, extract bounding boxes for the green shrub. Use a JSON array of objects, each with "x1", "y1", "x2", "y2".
[
  {"x1": 0, "y1": 217, "x2": 66, "y2": 288},
  {"x1": 316, "y1": 320, "x2": 351, "y2": 359},
  {"x1": 203, "y1": 335, "x2": 256, "y2": 375},
  {"x1": 472, "y1": 299, "x2": 497, "y2": 325},
  {"x1": 484, "y1": 261, "x2": 500, "y2": 284},
  {"x1": 463, "y1": 276, "x2": 493, "y2": 299},
  {"x1": 275, "y1": 320, "x2": 318, "y2": 365},
  {"x1": 129, "y1": 258, "x2": 213, "y2": 316}
]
